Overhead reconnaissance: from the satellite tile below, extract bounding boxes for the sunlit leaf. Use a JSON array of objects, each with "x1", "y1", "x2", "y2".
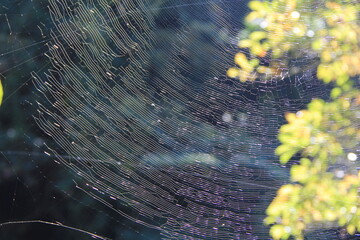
[
  {"x1": 347, "y1": 224, "x2": 356, "y2": 235},
  {"x1": 248, "y1": 1, "x2": 265, "y2": 11},
  {"x1": 331, "y1": 87, "x2": 342, "y2": 98},
  {"x1": 227, "y1": 68, "x2": 239, "y2": 78},
  {"x1": 279, "y1": 150, "x2": 297, "y2": 164},
  {"x1": 0, "y1": 80, "x2": 3, "y2": 106},
  {"x1": 249, "y1": 31, "x2": 267, "y2": 41},
  {"x1": 270, "y1": 225, "x2": 286, "y2": 240}
]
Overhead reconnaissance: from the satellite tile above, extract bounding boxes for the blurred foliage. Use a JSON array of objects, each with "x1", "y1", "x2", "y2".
[{"x1": 229, "y1": 0, "x2": 360, "y2": 239}]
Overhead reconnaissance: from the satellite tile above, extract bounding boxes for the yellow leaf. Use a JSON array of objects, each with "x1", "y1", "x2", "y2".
[
  {"x1": 309, "y1": 99, "x2": 324, "y2": 111},
  {"x1": 245, "y1": 11, "x2": 261, "y2": 22},
  {"x1": 312, "y1": 210, "x2": 323, "y2": 221},
  {"x1": 279, "y1": 150, "x2": 297, "y2": 164},
  {"x1": 270, "y1": 225, "x2": 286, "y2": 240},
  {"x1": 331, "y1": 87, "x2": 342, "y2": 98},
  {"x1": 321, "y1": 50, "x2": 332, "y2": 62},
  {"x1": 249, "y1": 31, "x2": 267, "y2": 41},
  {"x1": 278, "y1": 133, "x2": 293, "y2": 143},
  {"x1": 227, "y1": 68, "x2": 239, "y2": 78},
  {"x1": 249, "y1": 58, "x2": 260, "y2": 67},
  {"x1": 234, "y1": 53, "x2": 253, "y2": 71},
  {"x1": 312, "y1": 39, "x2": 323, "y2": 50},
  {"x1": 264, "y1": 216, "x2": 276, "y2": 225},
  {"x1": 275, "y1": 144, "x2": 290, "y2": 156},
  {"x1": 291, "y1": 165, "x2": 308, "y2": 182},
  {"x1": 324, "y1": 210, "x2": 337, "y2": 221},
  {"x1": 278, "y1": 184, "x2": 295, "y2": 196},
  {"x1": 285, "y1": 112, "x2": 296, "y2": 123},
  {"x1": 0, "y1": 80, "x2": 3, "y2": 106},
  {"x1": 347, "y1": 224, "x2": 356, "y2": 235},
  {"x1": 250, "y1": 44, "x2": 266, "y2": 57},
  {"x1": 336, "y1": 74, "x2": 349, "y2": 86},
  {"x1": 249, "y1": 1, "x2": 264, "y2": 11},
  {"x1": 303, "y1": 158, "x2": 314, "y2": 166},
  {"x1": 317, "y1": 64, "x2": 332, "y2": 83},
  {"x1": 239, "y1": 39, "x2": 252, "y2": 48}
]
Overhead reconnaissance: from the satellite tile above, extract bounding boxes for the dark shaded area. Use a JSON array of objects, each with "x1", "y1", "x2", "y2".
[{"x1": 0, "y1": 152, "x2": 161, "y2": 240}]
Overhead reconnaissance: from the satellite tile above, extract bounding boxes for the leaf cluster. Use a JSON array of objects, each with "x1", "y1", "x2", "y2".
[{"x1": 229, "y1": 0, "x2": 360, "y2": 239}]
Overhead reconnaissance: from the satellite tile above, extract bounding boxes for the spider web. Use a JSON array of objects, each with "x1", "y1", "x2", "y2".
[
  {"x1": 31, "y1": 0, "x2": 333, "y2": 239},
  {"x1": 1, "y1": 0, "x2": 337, "y2": 239}
]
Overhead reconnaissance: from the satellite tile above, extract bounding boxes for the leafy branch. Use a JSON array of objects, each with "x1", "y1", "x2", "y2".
[{"x1": 228, "y1": 0, "x2": 360, "y2": 239}]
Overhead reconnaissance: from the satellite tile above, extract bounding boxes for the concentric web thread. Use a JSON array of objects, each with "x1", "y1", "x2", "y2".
[{"x1": 32, "y1": 0, "x2": 330, "y2": 239}]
